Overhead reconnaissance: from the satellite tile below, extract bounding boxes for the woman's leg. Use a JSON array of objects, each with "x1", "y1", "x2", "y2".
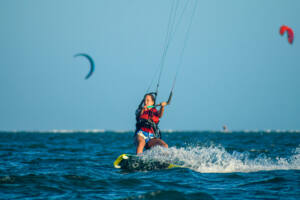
[
  {"x1": 145, "y1": 138, "x2": 168, "y2": 149},
  {"x1": 136, "y1": 134, "x2": 146, "y2": 154}
]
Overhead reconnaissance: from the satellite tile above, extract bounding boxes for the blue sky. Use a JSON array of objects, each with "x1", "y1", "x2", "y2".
[{"x1": 0, "y1": 0, "x2": 299, "y2": 131}]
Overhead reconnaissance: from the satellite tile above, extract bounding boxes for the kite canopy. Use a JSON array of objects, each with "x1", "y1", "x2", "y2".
[
  {"x1": 280, "y1": 25, "x2": 294, "y2": 44},
  {"x1": 74, "y1": 53, "x2": 95, "y2": 80}
]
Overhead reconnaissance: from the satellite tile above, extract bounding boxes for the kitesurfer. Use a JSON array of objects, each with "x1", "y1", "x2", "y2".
[
  {"x1": 132, "y1": 0, "x2": 198, "y2": 155},
  {"x1": 135, "y1": 93, "x2": 168, "y2": 154}
]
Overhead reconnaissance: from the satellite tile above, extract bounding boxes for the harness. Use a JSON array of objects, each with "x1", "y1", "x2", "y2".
[{"x1": 135, "y1": 118, "x2": 161, "y2": 139}]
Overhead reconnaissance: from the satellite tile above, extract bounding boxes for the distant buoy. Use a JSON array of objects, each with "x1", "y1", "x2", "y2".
[{"x1": 222, "y1": 125, "x2": 228, "y2": 132}]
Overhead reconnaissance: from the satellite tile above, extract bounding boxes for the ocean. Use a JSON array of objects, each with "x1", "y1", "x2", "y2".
[{"x1": 0, "y1": 130, "x2": 299, "y2": 199}]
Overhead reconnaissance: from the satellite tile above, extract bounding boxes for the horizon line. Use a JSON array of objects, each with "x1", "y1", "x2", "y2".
[{"x1": 0, "y1": 129, "x2": 300, "y2": 133}]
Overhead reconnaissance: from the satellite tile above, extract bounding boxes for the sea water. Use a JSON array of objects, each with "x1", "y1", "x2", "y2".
[{"x1": 0, "y1": 130, "x2": 299, "y2": 199}]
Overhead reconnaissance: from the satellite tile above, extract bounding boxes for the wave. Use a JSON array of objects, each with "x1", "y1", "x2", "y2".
[{"x1": 142, "y1": 145, "x2": 300, "y2": 173}]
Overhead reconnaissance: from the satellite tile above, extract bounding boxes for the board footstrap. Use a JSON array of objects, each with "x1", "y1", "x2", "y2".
[{"x1": 113, "y1": 154, "x2": 129, "y2": 168}]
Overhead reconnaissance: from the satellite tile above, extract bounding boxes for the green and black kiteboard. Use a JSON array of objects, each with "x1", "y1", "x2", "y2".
[{"x1": 113, "y1": 154, "x2": 181, "y2": 171}]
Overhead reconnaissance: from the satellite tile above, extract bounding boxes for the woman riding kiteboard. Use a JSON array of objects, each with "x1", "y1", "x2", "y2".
[
  {"x1": 134, "y1": 93, "x2": 168, "y2": 154},
  {"x1": 134, "y1": 0, "x2": 198, "y2": 155}
]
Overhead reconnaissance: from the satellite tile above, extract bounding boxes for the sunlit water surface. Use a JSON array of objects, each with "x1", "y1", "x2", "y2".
[{"x1": 0, "y1": 130, "x2": 299, "y2": 199}]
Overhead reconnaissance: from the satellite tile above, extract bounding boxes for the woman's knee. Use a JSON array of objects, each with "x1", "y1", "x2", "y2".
[
  {"x1": 146, "y1": 138, "x2": 168, "y2": 149},
  {"x1": 160, "y1": 140, "x2": 168, "y2": 148}
]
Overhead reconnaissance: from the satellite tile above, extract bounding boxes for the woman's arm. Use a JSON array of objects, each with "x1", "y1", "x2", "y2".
[
  {"x1": 158, "y1": 102, "x2": 167, "y2": 118},
  {"x1": 139, "y1": 106, "x2": 148, "y2": 116}
]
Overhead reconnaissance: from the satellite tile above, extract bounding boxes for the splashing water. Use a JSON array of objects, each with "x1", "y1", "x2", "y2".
[{"x1": 142, "y1": 145, "x2": 300, "y2": 173}]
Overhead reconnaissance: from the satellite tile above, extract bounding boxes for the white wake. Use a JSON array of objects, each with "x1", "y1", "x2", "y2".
[{"x1": 142, "y1": 145, "x2": 300, "y2": 173}]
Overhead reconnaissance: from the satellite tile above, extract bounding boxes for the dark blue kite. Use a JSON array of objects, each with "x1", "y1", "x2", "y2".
[{"x1": 74, "y1": 53, "x2": 95, "y2": 79}]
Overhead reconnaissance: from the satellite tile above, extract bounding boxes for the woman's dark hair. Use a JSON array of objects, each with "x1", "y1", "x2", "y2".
[{"x1": 145, "y1": 93, "x2": 156, "y2": 105}]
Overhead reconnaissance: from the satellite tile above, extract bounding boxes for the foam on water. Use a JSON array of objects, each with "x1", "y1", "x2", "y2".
[{"x1": 142, "y1": 145, "x2": 300, "y2": 173}]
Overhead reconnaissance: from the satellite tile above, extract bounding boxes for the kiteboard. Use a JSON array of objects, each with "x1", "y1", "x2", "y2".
[{"x1": 113, "y1": 154, "x2": 181, "y2": 171}]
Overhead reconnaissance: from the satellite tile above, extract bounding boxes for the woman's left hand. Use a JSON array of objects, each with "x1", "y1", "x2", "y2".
[{"x1": 160, "y1": 102, "x2": 167, "y2": 107}]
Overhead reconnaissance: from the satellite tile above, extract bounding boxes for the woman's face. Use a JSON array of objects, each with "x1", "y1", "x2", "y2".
[{"x1": 144, "y1": 95, "x2": 154, "y2": 107}]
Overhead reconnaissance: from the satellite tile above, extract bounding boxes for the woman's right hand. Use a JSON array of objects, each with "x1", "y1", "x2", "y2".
[{"x1": 141, "y1": 105, "x2": 148, "y2": 114}]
